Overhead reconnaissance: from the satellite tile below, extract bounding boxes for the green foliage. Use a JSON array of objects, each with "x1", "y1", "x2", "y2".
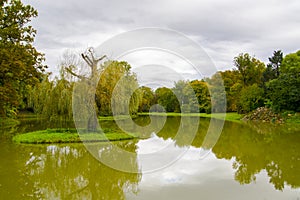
[
  {"x1": 190, "y1": 80, "x2": 211, "y2": 113},
  {"x1": 172, "y1": 80, "x2": 192, "y2": 113},
  {"x1": 0, "y1": 0, "x2": 46, "y2": 117},
  {"x1": 234, "y1": 53, "x2": 265, "y2": 87},
  {"x1": 152, "y1": 79, "x2": 212, "y2": 114},
  {"x1": 269, "y1": 50, "x2": 283, "y2": 75},
  {"x1": 0, "y1": 117, "x2": 20, "y2": 128},
  {"x1": 263, "y1": 50, "x2": 283, "y2": 83},
  {"x1": 237, "y1": 84, "x2": 264, "y2": 113},
  {"x1": 28, "y1": 77, "x2": 73, "y2": 120},
  {"x1": 96, "y1": 61, "x2": 140, "y2": 116},
  {"x1": 280, "y1": 50, "x2": 300, "y2": 74},
  {"x1": 220, "y1": 70, "x2": 242, "y2": 112},
  {"x1": 155, "y1": 87, "x2": 179, "y2": 112},
  {"x1": 206, "y1": 73, "x2": 226, "y2": 113},
  {"x1": 267, "y1": 51, "x2": 300, "y2": 112},
  {"x1": 138, "y1": 86, "x2": 155, "y2": 112}
]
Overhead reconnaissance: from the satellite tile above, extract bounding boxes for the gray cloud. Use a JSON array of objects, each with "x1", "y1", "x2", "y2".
[{"x1": 23, "y1": 0, "x2": 300, "y2": 74}]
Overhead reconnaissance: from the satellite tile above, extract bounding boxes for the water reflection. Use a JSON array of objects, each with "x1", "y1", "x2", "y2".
[
  {"x1": 1, "y1": 116, "x2": 300, "y2": 199},
  {"x1": 18, "y1": 142, "x2": 141, "y2": 199},
  {"x1": 213, "y1": 121, "x2": 300, "y2": 190},
  {"x1": 133, "y1": 116, "x2": 300, "y2": 190}
]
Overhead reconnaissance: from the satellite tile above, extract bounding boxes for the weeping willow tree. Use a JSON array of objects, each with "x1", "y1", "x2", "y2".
[
  {"x1": 28, "y1": 77, "x2": 73, "y2": 121},
  {"x1": 65, "y1": 48, "x2": 141, "y2": 131},
  {"x1": 96, "y1": 61, "x2": 141, "y2": 116},
  {"x1": 28, "y1": 48, "x2": 141, "y2": 131}
]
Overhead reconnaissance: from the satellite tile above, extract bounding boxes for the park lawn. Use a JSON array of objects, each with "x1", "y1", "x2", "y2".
[
  {"x1": 99, "y1": 115, "x2": 133, "y2": 121},
  {"x1": 13, "y1": 128, "x2": 137, "y2": 144},
  {"x1": 138, "y1": 112, "x2": 243, "y2": 122}
]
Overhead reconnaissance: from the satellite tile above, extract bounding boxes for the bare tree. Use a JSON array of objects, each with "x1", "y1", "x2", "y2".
[
  {"x1": 65, "y1": 47, "x2": 107, "y2": 132},
  {"x1": 65, "y1": 47, "x2": 107, "y2": 83}
]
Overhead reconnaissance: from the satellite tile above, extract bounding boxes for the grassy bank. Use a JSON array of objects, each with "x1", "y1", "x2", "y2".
[
  {"x1": 285, "y1": 113, "x2": 300, "y2": 124},
  {"x1": 99, "y1": 115, "x2": 134, "y2": 121},
  {"x1": 13, "y1": 128, "x2": 137, "y2": 144},
  {"x1": 138, "y1": 112, "x2": 243, "y2": 122},
  {"x1": 0, "y1": 118, "x2": 20, "y2": 128}
]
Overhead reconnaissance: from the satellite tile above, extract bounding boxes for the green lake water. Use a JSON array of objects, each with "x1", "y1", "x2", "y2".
[{"x1": 0, "y1": 116, "x2": 300, "y2": 199}]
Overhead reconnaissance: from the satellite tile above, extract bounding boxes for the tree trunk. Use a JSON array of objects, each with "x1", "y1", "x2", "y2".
[{"x1": 87, "y1": 113, "x2": 98, "y2": 132}]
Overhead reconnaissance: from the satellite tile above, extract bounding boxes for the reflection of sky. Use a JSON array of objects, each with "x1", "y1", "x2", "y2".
[
  {"x1": 136, "y1": 134, "x2": 189, "y2": 173},
  {"x1": 127, "y1": 135, "x2": 300, "y2": 200}
]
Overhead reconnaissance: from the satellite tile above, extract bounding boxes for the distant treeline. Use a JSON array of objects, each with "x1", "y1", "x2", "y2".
[{"x1": 139, "y1": 50, "x2": 300, "y2": 114}]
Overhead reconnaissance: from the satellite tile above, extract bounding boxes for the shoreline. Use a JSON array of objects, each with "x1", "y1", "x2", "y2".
[{"x1": 138, "y1": 112, "x2": 243, "y2": 123}]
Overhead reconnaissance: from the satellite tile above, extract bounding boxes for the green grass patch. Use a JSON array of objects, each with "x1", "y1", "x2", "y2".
[
  {"x1": 138, "y1": 112, "x2": 243, "y2": 122},
  {"x1": 98, "y1": 115, "x2": 136, "y2": 121},
  {"x1": 285, "y1": 113, "x2": 300, "y2": 124},
  {"x1": 12, "y1": 128, "x2": 137, "y2": 144}
]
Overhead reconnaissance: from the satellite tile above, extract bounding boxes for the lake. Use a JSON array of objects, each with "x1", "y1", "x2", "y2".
[{"x1": 0, "y1": 116, "x2": 300, "y2": 199}]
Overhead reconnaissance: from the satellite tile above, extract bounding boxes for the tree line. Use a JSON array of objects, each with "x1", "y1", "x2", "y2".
[
  {"x1": 138, "y1": 50, "x2": 299, "y2": 114},
  {"x1": 1, "y1": 0, "x2": 299, "y2": 120}
]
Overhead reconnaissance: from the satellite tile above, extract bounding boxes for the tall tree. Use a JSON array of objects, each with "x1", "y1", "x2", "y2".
[
  {"x1": 262, "y1": 50, "x2": 283, "y2": 85},
  {"x1": 189, "y1": 80, "x2": 211, "y2": 113},
  {"x1": 155, "y1": 87, "x2": 179, "y2": 112},
  {"x1": 0, "y1": 0, "x2": 46, "y2": 117},
  {"x1": 268, "y1": 50, "x2": 283, "y2": 78},
  {"x1": 220, "y1": 70, "x2": 242, "y2": 112},
  {"x1": 66, "y1": 47, "x2": 106, "y2": 131},
  {"x1": 172, "y1": 80, "x2": 190, "y2": 112},
  {"x1": 233, "y1": 53, "x2": 265, "y2": 87},
  {"x1": 96, "y1": 60, "x2": 140, "y2": 116},
  {"x1": 28, "y1": 77, "x2": 73, "y2": 121},
  {"x1": 206, "y1": 73, "x2": 226, "y2": 113},
  {"x1": 267, "y1": 50, "x2": 300, "y2": 112},
  {"x1": 138, "y1": 86, "x2": 155, "y2": 112}
]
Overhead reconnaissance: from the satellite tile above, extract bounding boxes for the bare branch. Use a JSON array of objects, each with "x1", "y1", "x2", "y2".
[
  {"x1": 88, "y1": 47, "x2": 96, "y2": 61},
  {"x1": 65, "y1": 66, "x2": 86, "y2": 80},
  {"x1": 81, "y1": 53, "x2": 93, "y2": 67},
  {"x1": 96, "y1": 55, "x2": 107, "y2": 62}
]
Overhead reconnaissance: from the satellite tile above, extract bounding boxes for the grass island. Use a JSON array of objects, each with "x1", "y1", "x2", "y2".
[{"x1": 12, "y1": 128, "x2": 137, "y2": 144}]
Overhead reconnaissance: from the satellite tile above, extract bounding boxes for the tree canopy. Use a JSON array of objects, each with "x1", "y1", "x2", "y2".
[
  {"x1": 267, "y1": 51, "x2": 300, "y2": 112},
  {"x1": 0, "y1": 0, "x2": 46, "y2": 117}
]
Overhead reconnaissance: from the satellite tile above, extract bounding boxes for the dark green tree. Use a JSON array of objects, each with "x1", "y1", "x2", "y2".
[
  {"x1": 268, "y1": 50, "x2": 283, "y2": 78},
  {"x1": 267, "y1": 50, "x2": 300, "y2": 112},
  {"x1": 262, "y1": 50, "x2": 283, "y2": 85},
  {"x1": 155, "y1": 87, "x2": 179, "y2": 112},
  {"x1": 0, "y1": 0, "x2": 46, "y2": 117}
]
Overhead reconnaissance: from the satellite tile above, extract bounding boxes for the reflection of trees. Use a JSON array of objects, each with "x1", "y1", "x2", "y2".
[
  {"x1": 155, "y1": 116, "x2": 206, "y2": 148},
  {"x1": 133, "y1": 116, "x2": 300, "y2": 191},
  {"x1": 212, "y1": 122, "x2": 300, "y2": 190},
  {"x1": 20, "y1": 141, "x2": 141, "y2": 199}
]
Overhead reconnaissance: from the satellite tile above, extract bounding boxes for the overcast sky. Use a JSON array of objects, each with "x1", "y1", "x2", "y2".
[{"x1": 23, "y1": 0, "x2": 300, "y2": 81}]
